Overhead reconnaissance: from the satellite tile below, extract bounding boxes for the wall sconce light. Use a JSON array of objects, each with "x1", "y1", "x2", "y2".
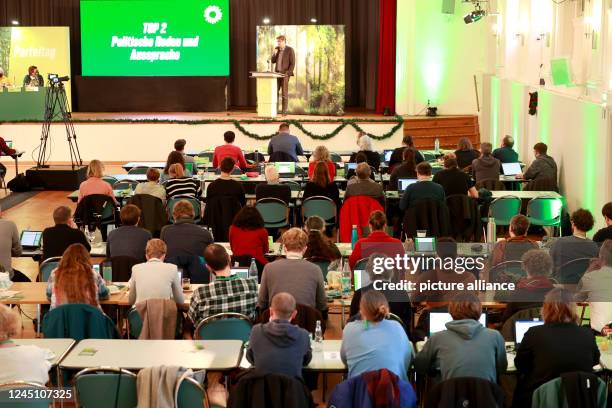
[{"x1": 537, "y1": 32, "x2": 551, "y2": 47}]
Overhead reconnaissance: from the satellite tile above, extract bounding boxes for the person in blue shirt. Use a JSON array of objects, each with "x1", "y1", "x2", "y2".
[
  {"x1": 267, "y1": 123, "x2": 303, "y2": 161},
  {"x1": 493, "y1": 135, "x2": 519, "y2": 164},
  {"x1": 340, "y1": 290, "x2": 413, "y2": 381},
  {"x1": 399, "y1": 161, "x2": 445, "y2": 210}
]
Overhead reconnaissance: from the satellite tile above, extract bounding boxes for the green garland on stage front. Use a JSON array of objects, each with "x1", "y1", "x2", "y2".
[{"x1": 0, "y1": 115, "x2": 404, "y2": 141}]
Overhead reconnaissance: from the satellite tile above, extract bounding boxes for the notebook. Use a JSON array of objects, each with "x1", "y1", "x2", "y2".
[
  {"x1": 429, "y1": 312, "x2": 487, "y2": 335},
  {"x1": 502, "y1": 162, "x2": 522, "y2": 176}
]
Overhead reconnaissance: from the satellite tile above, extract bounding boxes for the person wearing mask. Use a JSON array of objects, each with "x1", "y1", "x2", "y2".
[
  {"x1": 399, "y1": 162, "x2": 445, "y2": 210},
  {"x1": 173, "y1": 139, "x2": 195, "y2": 167},
  {"x1": 519, "y1": 142, "x2": 557, "y2": 183},
  {"x1": 42, "y1": 206, "x2": 91, "y2": 261},
  {"x1": 388, "y1": 135, "x2": 425, "y2": 171},
  {"x1": 134, "y1": 167, "x2": 166, "y2": 204},
  {"x1": 348, "y1": 211, "x2": 404, "y2": 270},
  {"x1": 0, "y1": 304, "x2": 50, "y2": 384},
  {"x1": 303, "y1": 216, "x2": 341, "y2": 261},
  {"x1": 432, "y1": 154, "x2": 478, "y2": 198},
  {"x1": 46, "y1": 243, "x2": 109, "y2": 309},
  {"x1": 0, "y1": 204, "x2": 26, "y2": 281},
  {"x1": 212, "y1": 131, "x2": 249, "y2": 170},
  {"x1": 255, "y1": 165, "x2": 291, "y2": 204},
  {"x1": 472, "y1": 142, "x2": 501, "y2": 183},
  {"x1": 77, "y1": 159, "x2": 117, "y2": 204},
  {"x1": 258, "y1": 228, "x2": 327, "y2": 313},
  {"x1": 189, "y1": 244, "x2": 258, "y2": 326},
  {"x1": 128, "y1": 239, "x2": 184, "y2": 306},
  {"x1": 206, "y1": 157, "x2": 246, "y2": 206},
  {"x1": 349, "y1": 133, "x2": 380, "y2": 170},
  {"x1": 160, "y1": 200, "x2": 213, "y2": 259},
  {"x1": 162, "y1": 151, "x2": 189, "y2": 182},
  {"x1": 302, "y1": 161, "x2": 341, "y2": 209},
  {"x1": 308, "y1": 145, "x2": 336, "y2": 180},
  {"x1": 490, "y1": 215, "x2": 538, "y2": 267},
  {"x1": 165, "y1": 163, "x2": 201, "y2": 200},
  {"x1": 414, "y1": 293, "x2": 507, "y2": 383},
  {"x1": 454, "y1": 137, "x2": 480, "y2": 169},
  {"x1": 341, "y1": 290, "x2": 413, "y2": 381},
  {"x1": 593, "y1": 202, "x2": 612, "y2": 243},
  {"x1": 493, "y1": 135, "x2": 519, "y2": 164},
  {"x1": 106, "y1": 204, "x2": 152, "y2": 263},
  {"x1": 389, "y1": 148, "x2": 418, "y2": 191},
  {"x1": 229, "y1": 206, "x2": 269, "y2": 268},
  {"x1": 549, "y1": 208, "x2": 599, "y2": 269},
  {"x1": 577, "y1": 240, "x2": 612, "y2": 333},
  {"x1": 22, "y1": 66, "x2": 44, "y2": 87},
  {"x1": 513, "y1": 289, "x2": 600, "y2": 407},
  {"x1": 344, "y1": 163, "x2": 384, "y2": 205},
  {"x1": 247, "y1": 292, "x2": 312, "y2": 378},
  {"x1": 267, "y1": 123, "x2": 303, "y2": 161}
]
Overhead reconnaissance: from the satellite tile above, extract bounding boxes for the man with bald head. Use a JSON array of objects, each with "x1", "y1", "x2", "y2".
[{"x1": 247, "y1": 292, "x2": 312, "y2": 378}]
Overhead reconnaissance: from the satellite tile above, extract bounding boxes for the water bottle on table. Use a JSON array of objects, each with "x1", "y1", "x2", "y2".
[
  {"x1": 313, "y1": 320, "x2": 323, "y2": 352},
  {"x1": 341, "y1": 260, "x2": 351, "y2": 298},
  {"x1": 248, "y1": 257, "x2": 258, "y2": 280}
]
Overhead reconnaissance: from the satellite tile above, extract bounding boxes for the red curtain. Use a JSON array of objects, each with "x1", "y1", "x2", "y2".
[{"x1": 375, "y1": 0, "x2": 397, "y2": 114}]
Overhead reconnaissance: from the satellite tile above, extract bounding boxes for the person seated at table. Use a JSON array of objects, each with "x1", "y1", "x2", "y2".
[
  {"x1": 229, "y1": 206, "x2": 269, "y2": 269},
  {"x1": 162, "y1": 151, "x2": 190, "y2": 182},
  {"x1": 389, "y1": 148, "x2": 418, "y2": 191},
  {"x1": 519, "y1": 142, "x2": 557, "y2": 183},
  {"x1": 46, "y1": 243, "x2": 109, "y2": 309},
  {"x1": 207, "y1": 157, "x2": 246, "y2": 206},
  {"x1": 0, "y1": 304, "x2": 50, "y2": 384},
  {"x1": 399, "y1": 162, "x2": 445, "y2": 211},
  {"x1": 388, "y1": 134, "x2": 424, "y2": 171},
  {"x1": 513, "y1": 288, "x2": 600, "y2": 408},
  {"x1": 349, "y1": 133, "x2": 380, "y2": 170},
  {"x1": 128, "y1": 239, "x2": 184, "y2": 306},
  {"x1": 349, "y1": 253, "x2": 411, "y2": 330},
  {"x1": 593, "y1": 202, "x2": 612, "y2": 243},
  {"x1": 414, "y1": 293, "x2": 507, "y2": 383},
  {"x1": 0, "y1": 205, "x2": 27, "y2": 282},
  {"x1": 303, "y1": 216, "x2": 341, "y2": 261},
  {"x1": 258, "y1": 228, "x2": 327, "y2": 313},
  {"x1": 454, "y1": 137, "x2": 480, "y2": 170},
  {"x1": 549, "y1": 208, "x2": 599, "y2": 270},
  {"x1": 0, "y1": 135, "x2": 17, "y2": 180},
  {"x1": 308, "y1": 145, "x2": 336, "y2": 180},
  {"x1": 267, "y1": 123, "x2": 304, "y2": 162},
  {"x1": 165, "y1": 163, "x2": 201, "y2": 200},
  {"x1": 344, "y1": 163, "x2": 384, "y2": 205},
  {"x1": 42, "y1": 206, "x2": 90, "y2": 261},
  {"x1": 189, "y1": 244, "x2": 258, "y2": 326},
  {"x1": 22, "y1": 65, "x2": 44, "y2": 87},
  {"x1": 348, "y1": 211, "x2": 404, "y2": 270},
  {"x1": 255, "y1": 165, "x2": 291, "y2": 204},
  {"x1": 106, "y1": 204, "x2": 151, "y2": 263},
  {"x1": 247, "y1": 292, "x2": 312, "y2": 378},
  {"x1": 346, "y1": 152, "x2": 376, "y2": 184},
  {"x1": 212, "y1": 131, "x2": 249, "y2": 170},
  {"x1": 472, "y1": 142, "x2": 501, "y2": 183},
  {"x1": 432, "y1": 154, "x2": 478, "y2": 198},
  {"x1": 493, "y1": 135, "x2": 519, "y2": 164},
  {"x1": 577, "y1": 240, "x2": 612, "y2": 333},
  {"x1": 173, "y1": 138, "x2": 195, "y2": 167},
  {"x1": 160, "y1": 200, "x2": 213, "y2": 259},
  {"x1": 302, "y1": 161, "x2": 341, "y2": 209},
  {"x1": 490, "y1": 215, "x2": 538, "y2": 267},
  {"x1": 341, "y1": 290, "x2": 413, "y2": 381},
  {"x1": 0, "y1": 68, "x2": 12, "y2": 87},
  {"x1": 77, "y1": 159, "x2": 117, "y2": 204},
  {"x1": 134, "y1": 167, "x2": 166, "y2": 204}
]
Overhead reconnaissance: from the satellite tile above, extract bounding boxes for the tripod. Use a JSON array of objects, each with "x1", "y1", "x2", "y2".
[{"x1": 36, "y1": 81, "x2": 83, "y2": 169}]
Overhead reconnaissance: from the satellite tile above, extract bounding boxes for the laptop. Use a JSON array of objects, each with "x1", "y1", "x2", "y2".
[
  {"x1": 514, "y1": 320, "x2": 543, "y2": 346},
  {"x1": 274, "y1": 162, "x2": 296, "y2": 178},
  {"x1": 502, "y1": 162, "x2": 522, "y2": 176},
  {"x1": 5, "y1": 140, "x2": 12, "y2": 149},
  {"x1": 383, "y1": 149, "x2": 394, "y2": 163},
  {"x1": 415, "y1": 237, "x2": 436, "y2": 253},
  {"x1": 429, "y1": 312, "x2": 487, "y2": 335},
  {"x1": 344, "y1": 162, "x2": 358, "y2": 173},
  {"x1": 231, "y1": 268, "x2": 249, "y2": 279},
  {"x1": 20, "y1": 230, "x2": 42, "y2": 249},
  {"x1": 398, "y1": 178, "x2": 418, "y2": 192},
  {"x1": 353, "y1": 269, "x2": 369, "y2": 291}
]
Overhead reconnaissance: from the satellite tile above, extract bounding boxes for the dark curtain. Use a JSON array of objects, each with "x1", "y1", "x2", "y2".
[{"x1": 375, "y1": 0, "x2": 396, "y2": 114}]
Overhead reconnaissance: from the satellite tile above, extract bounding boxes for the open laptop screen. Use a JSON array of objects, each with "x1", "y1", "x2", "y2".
[
  {"x1": 20, "y1": 231, "x2": 42, "y2": 248},
  {"x1": 502, "y1": 162, "x2": 522, "y2": 176},
  {"x1": 398, "y1": 178, "x2": 417, "y2": 192},
  {"x1": 274, "y1": 162, "x2": 295, "y2": 175},
  {"x1": 231, "y1": 268, "x2": 249, "y2": 279},
  {"x1": 514, "y1": 320, "x2": 543, "y2": 345},
  {"x1": 429, "y1": 312, "x2": 487, "y2": 335}
]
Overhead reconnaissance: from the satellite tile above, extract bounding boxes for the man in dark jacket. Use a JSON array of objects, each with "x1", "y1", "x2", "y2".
[
  {"x1": 42, "y1": 206, "x2": 91, "y2": 261},
  {"x1": 493, "y1": 135, "x2": 519, "y2": 163},
  {"x1": 247, "y1": 292, "x2": 312, "y2": 378},
  {"x1": 520, "y1": 142, "x2": 557, "y2": 182},
  {"x1": 471, "y1": 142, "x2": 501, "y2": 183},
  {"x1": 271, "y1": 35, "x2": 295, "y2": 115}
]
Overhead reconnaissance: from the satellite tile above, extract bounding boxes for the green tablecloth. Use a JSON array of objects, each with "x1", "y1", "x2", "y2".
[{"x1": 0, "y1": 88, "x2": 46, "y2": 121}]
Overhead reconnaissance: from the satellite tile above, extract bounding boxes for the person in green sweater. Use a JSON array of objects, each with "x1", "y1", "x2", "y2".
[{"x1": 399, "y1": 161, "x2": 445, "y2": 210}]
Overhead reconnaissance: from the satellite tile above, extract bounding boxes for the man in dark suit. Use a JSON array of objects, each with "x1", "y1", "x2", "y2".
[
  {"x1": 271, "y1": 35, "x2": 295, "y2": 116},
  {"x1": 42, "y1": 206, "x2": 90, "y2": 261}
]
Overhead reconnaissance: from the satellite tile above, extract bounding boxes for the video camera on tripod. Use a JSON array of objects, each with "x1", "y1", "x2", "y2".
[{"x1": 47, "y1": 74, "x2": 70, "y2": 86}]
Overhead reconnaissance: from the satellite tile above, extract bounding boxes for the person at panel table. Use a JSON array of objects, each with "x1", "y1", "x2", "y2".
[
  {"x1": 0, "y1": 68, "x2": 13, "y2": 87},
  {"x1": 23, "y1": 65, "x2": 44, "y2": 87}
]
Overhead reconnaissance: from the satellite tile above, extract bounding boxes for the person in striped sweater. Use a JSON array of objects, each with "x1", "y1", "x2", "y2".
[{"x1": 165, "y1": 163, "x2": 201, "y2": 200}]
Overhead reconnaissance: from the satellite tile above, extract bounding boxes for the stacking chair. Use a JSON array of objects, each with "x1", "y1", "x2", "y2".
[
  {"x1": 330, "y1": 152, "x2": 343, "y2": 163},
  {"x1": 194, "y1": 312, "x2": 253, "y2": 342},
  {"x1": 307, "y1": 258, "x2": 331, "y2": 281},
  {"x1": 245, "y1": 151, "x2": 265, "y2": 164},
  {"x1": 302, "y1": 196, "x2": 337, "y2": 226},
  {"x1": 74, "y1": 368, "x2": 137, "y2": 408},
  {"x1": 489, "y1": 260, "x2": 525, "y2": 284},
  {"x1": 113, "y1": 180, "x2": 139, "y2": 191},
  {"x1": 354, "y1": 257, "x2": 369, "y2": 272},
  {"x1": 488, "y1": 196, "x2": 521, "y2": 226},
  {"x1": 554, "y1": 257, "x2": 592, "y2": 284},
  {"x1": 39, "y1": 256, "x2": 61, "y2": 282},
  {"x1": 197, "y1": 151, "x2": 214, "y2": 163},
  {"x1": 127, "y1": 166, "x2": 149, "y2": 175},
  {"x1": 167, "y1": 197, "x2": 202, "y2": 224},
  {"x1": 101, "y1": 175, "x2": 119, "y2": 187},
  {"x1": 177, "y1": 376, "x2": 208, "y2": 408},
  {"x1": 526, "y1": 196, "x2": 563, "y2": 236},
  {"x1": 256, "y1": 198, "x2": 290, "y2": 230},
  {"x1": 281, "y1": 180, "x2": 301, "y2": 192},
  {"x1": 0, "y1": 382, "x2": 51, "y2": 408}
]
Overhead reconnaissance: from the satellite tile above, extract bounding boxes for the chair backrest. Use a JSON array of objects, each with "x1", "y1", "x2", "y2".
[
  {"x1": 39, "y1": 256, "x2": 61, "y2": 282},
  {"x1": 203, "y1": 195, "x2": 241, "y2": 242},
  {"x1": 195, "y1": 312, "x2": 253, "y2": 342},
  {"x1": 387, "y1": 313, "x2": 408, "y2": 332},
  {"x1": 489, "y1": 260, "x2": 525, "y2": 284},
  {"x1": 307, "y1": 258, "x2": 331, "y2": 280},
  {"x1": 330, "y1": 152, "x2": 343, "y2": 163},
  {"x1": 42, "y1": 303, "x2": 119, "y2": 340},
  {"x1": 524, "y1": 177, "x2": 558, "y2": 192},
  {"x1": 475, "y1": 179, "x2": 506, "y2": 191},
  {"x1": 102, "y1": 176, "x2": 119, "y2": 187},
  {"x1": 127, "y1": 166, "x2": 149, "y2": 175},
  {"x1": 167, "y1": 197, "x2": 202, "y2": 224},
  {"x1": 127, "y1": 307, "x2": 142, "y2": 339},
  {"x1": 499, "y1": 306, "x2": 542, "y2": 341},
  {"x1": 103, "y1": 256, "x2": 139, "y2": 282},
  {"x1": 75, "y1": 368, "x2": 137, "y2": 408},
  {"x1": 554, "y1": 257, "x2": 593, "y2": 284},
  {"x1": 531, "y1": 374, "x2": 607, "y2": 408},
  {"x1": 268, "y1": 151, "x2": 295, "y2": 163},
  {"x1": 128, "y1": 194, "x2": 167, "y2": 237},
  {"x1": 74, "y1": 194, "x2": 117, "y2": 229},
  {"x1": 245, "y1": 152, "x2": 265, "y2": 164},
  {"x1": 302, "y1": 196, "x2": 336, "y2": 226},
  {"x1": 0, "y1": 382, "x2": 51, "y2": 408},
  {"x1": 354, "y1": 257, "x2": 369, "y2": 272},
  {"x1": 256, "y1": 198, "x2": 289, "y2": 229},
  {"x1": 215, "y1": 166, "x2": 242, "y2": 175},
  {"x1": 294, "y1": 165, "x2": 307, "y2": 177},
  {"x1": 281, "y1": 180, "x2": 301, "y2": 192},
  {"x1": 526, "y1": 196, "x2": 563, "y2": 227},
  {"x1": 427, "y1": 376, "x2": 504, "y2": 407},
  {"x1": 177, "y1": 377, "x2": 207, "y2": 408},
  {"x1": 489, "y1": 196, "x2": 522, "y2": 226},
  {"x1": 197, "y1": 151, "x2": 214, "y2": 161},
  {"x1": 113, "y1": 180, "x2": 139, "y2": 191}
]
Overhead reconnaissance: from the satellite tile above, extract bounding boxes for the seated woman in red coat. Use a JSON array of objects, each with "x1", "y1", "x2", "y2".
[
  {"x1": 229, "y1": 205, "x2": 269, "y2": 270},
  {"x1": 348, "y1": 210, "x2": 404, "y2": 270},
  {"x1": 307, "y1": 145, "x2": 336, "y2": 180}
]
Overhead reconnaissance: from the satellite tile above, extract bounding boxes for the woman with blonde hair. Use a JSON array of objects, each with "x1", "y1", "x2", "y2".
[
  {"x1": 77, "y1": 159, "x2": 117, "y2": 203},
  {"x1": 308, "y1": 145, "x2": 336, "y2": 180},
  {"x1": 165, "y1": 162, "x2": 201, "y2": 200},
  {"x1": 45, "y1": 243, "x2": 109, "y2": 309}
]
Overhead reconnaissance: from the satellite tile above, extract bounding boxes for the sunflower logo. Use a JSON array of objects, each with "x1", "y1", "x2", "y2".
[{"x1": 204, "y1": 5, "x2": 223, "y2": 24}]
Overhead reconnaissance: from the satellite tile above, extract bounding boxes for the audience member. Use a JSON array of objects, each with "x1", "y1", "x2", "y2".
[
  {"x1": 134, "y1": 168, "x2": 166, "y2": 204},
  {"x1": 46, "y1": 243, "x2": 109, "y2": 309},
  {"x1": 348, "y1": 211, "x2": 404, "y2": 269},
  {"x1": 189, "y1": 244, "x2": 258, "y2": 326},
  {"x1": 128, "y1": 239, "x2": 184, "y2": 306},
  {"x1": 493, "y1": 135, "x2": 519, "y2": 163},
  {"x1": 229, "y1": 206, "x2": 269, "y2": 267},
  {"x1": 212, "y1": 131, "x2": 249, "y2": 169},
  {"x1": 207, "y1": 157, "x2": 246, "y2": 206},
  {"x1": 432, "y1": 154, "x2": 478, "y2": 198},
  {"x1": 0, "y1": 135, "x2": 16, "y2": 179},
  {"x1": 308, "y1": 145, "x2": 336, "y2": 180},
  {"x1": 341, "y1": 290, "x2": 413, "y2": 381},
  {"x1": 247, "y1": 292, "x2": 312, "y2": 378},
  {"x1": 162, "y1": 150, "x2": 189, "y2": 182},
  {"x1": 399, "y1": 162, "x2": 445, "y2": 210},
  {"x1": 174, "y1": 138, "x2": 195, "y2": 166},
  {"x1": 303, "y1": 216, "x2": 341, "y2": 261},
  {"x1": 255, "y1": 165, "x2": 291, "y2": 204},
  {"x1": 303, "y1": 161, "x2": 341, "y2": 208},
  {"x1": 593, "y1": 202, "x2": 612, "y2": 243},
  {"x1": 349, "y1": 133, "x2": 380, "y2": 170},
  {"x1": 106, "y1": 204, "x2": 152, "y2": 263},
  {"x1": 388, "y1": 134, "x2": 425, "y2": 171},
  {"x1": 415, "y1": 293, "x2": 507, "y2": 382},
  {"x1": 389, "y1": 148, "x2": 418, "y2": 191},
  {"x1": 472, "y1": 142, "x2": 501, "y2": 183},
  {"x1": 42, "y1": 206, "x2": 90, "y2": 261},
  {"x1": 165, "y1": 163, "x2": 201, "y2": 200},
  {"x1": 513, "y1": 288, "x2": 600, "y2": 407},
  {"x1": 258, "y1": 228, "x2": 327, "y2": 312},
  {"x1": 520, "y1": 142, "x2": 557, "y2": 182},
  {"x1": 549, "y1": 208, "x2": 599, "y2": 269},
  {"x1": 490, "y1": 215, "x2": 538, "y2": 267},
  {"x1": 344, "y1": 163, "x2": 384, "y2": 205},
  {"x1": 577, "y1": 240, "x2": 612, "y2": 333},
  {"x1": 160, "y1": 200, "x2": 213, "y2": 258},
  {"x1": 346, "y1": 151, "x2": 374, "y2": 182},
  {"x1": 267, "y1": 123, "x2": 303, "y2": 161},
  {"x1": 454, "y1": 137, "x2": 480, "y2": 169},
  {"x1": 0, "y1": 205, "x2": 26, "y2": 281},
  {"x1": 0, "y1": 304, "x2": 50, "y2": 384},
  {"x1": 77, "y1": 159, "x2": 117, "y2": 204}
]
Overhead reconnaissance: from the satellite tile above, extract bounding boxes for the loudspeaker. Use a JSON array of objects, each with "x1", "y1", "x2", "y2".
[{"x1": 442, "y1": 0, "x2": 455, "y2": 14}]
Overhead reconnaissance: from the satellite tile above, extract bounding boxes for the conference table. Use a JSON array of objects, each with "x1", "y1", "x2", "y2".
[{"x1": 0, "y1": 87, "x2": 47, "y2": 121}]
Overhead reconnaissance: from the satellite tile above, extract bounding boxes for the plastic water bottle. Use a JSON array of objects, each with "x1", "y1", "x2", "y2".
[
  {"x1": 434, "y1": 138, "x2": 440, "y2": 154},
  {"x1": 351, "y1": 225, "x2": 358, "y2": 249},
  {"x1": 486, "y1": 217, "x2": 497, "y2": 243},
  {"x1": 314, "y1": 320, "x2": 323, "y2": 351},
  {"x1": 341, "y1": 260, "x2": 351, "y2": 298},
  {"x1": 248, "y1": 258, "x2": 258, "y2": 279}
]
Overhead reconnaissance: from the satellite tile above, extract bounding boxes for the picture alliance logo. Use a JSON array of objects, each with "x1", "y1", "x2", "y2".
[{"x1": 204, "y1": 5, "x2": 223, "y2": 24}]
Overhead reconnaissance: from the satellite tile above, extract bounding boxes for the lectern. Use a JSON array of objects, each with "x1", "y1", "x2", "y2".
[{"x1": 250, "y1": 71, "x2": 286, "y2": 118}]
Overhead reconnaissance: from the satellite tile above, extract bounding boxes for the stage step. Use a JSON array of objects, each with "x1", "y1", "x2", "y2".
[{"x1": 404, "y1": 115, "x2": 480, "y2": 150}]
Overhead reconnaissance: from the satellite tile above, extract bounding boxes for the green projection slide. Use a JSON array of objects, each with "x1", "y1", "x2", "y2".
[{"x1": 80, "y1": 0, "x2": 229, "y2": 76}]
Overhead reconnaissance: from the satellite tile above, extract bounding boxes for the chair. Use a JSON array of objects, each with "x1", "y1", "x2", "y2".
[
  {"x1": 489, "y1": 195, "x2": 521, "y2": 226},
  {"x1": 302, "y1": 196, "x2": 337, "y2": 226},
  {"x1": 39, "y1": 256, "x2": 61, "y2": 282},
  {"x1": 177, "y1": 376, "x2": 208, "y2": 408},
  {"x1": 127, "y1": 305, "x2": 181, "y2": 340},
  {"x1": 74, "y1": 194, "x2": 118, "y2": 241},
  {"x1": 128, "y1": 194, "x2": 167, "y2": 237},
  {"x1": 113, "y1": 180, "x2": 139, "y2": 191},
  {"x1": 526, "y1": 196, "x2": 563, "y2": 236},
  {"x1": 281, "y1": 180, "x2": 301, "y2": 192},
  {"x1": 307, "y1": 258, "x2": 331, "y2": 281},
  {"x1": 531, "y1": 373, "x2": 607, "y2": 408},
  {"x1": 0, "y1": 382, "x2": 51, "y2": 408},
  {"x1": 475, "y1": 179, "x2": 506, "y2": 191},
  {"x1": 245, "y1": 152, "x2": 265, "y2": 164},
  {"x1": 167, "y1": 255, "x2": 210, "y2": 284},
  {"x1": 446, "y1": 194, "x2": 482, "y2": 242},
  {"x1": 294, "y1": 165, "x2": 307, "y2": 178},
  {"x1": 354, "y1": 257, "x2": 369, "y2": 271},
  {"x1": 204, "y1": 195, "x2": 242, "y2": 242},
  {"x1": 197, "y1": 151, "x2": 214, "y2": 162},
  {"x1": 74, "y1": 368, "x2": 137, "y2": 408},
  {"x1": 499, "y1": 307, "x2": 542, "y2": 341},
  {"x1": 256, "y1": 198, "x2": 290, "y2": 229},
  {"x1": 228, "y1": 371, "x2": 313, "y2": 408},
  {"x1": 42, "y1": 304, "x2": 120, "y2": 340},
  {"x1": 127, "y1": 166, "x2": 149, "y2": 175},
  {"x1": 330, "y1": 152, "x2": 343, "y2": 163},
  {"x1": 426, "y1": 376, "x2": 504, "y2": 407},
  {"x1": 195, "y1": 312, "x2": 253, "y2": 342},
  {"x1": 102, "y1": 175, "x2": 119, "y2": 187},
  {"x1": 167, "y1": 197, "x2": 202, "y2": 224},
  {"x1": 489, "y1": 260, "x2": 525, "y2": 284},
  {"x1": 100, "y1": 256, "x2": 139, "y2": 282},
  {"x1": 268, "y1": 151, "x2": 295, "y2": 162},
  {"x1": 423, "y1": 151, "x2": 437, "y2": 162},
  {"x1": 554, "y1": 257, "x2": 593, "y2": 284},
  {"x1": 401, "y1": 199, "x2": 451, "y2": 239},
  {"x1": 328, "y1": 369, "x2": 416, "y2": 408},
  {"x1": 387, "y1": 312, "x2": 409, "y2": 333},
  {"x1": 524, "y1": 177, "x2": 558, "y2": 192}
]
